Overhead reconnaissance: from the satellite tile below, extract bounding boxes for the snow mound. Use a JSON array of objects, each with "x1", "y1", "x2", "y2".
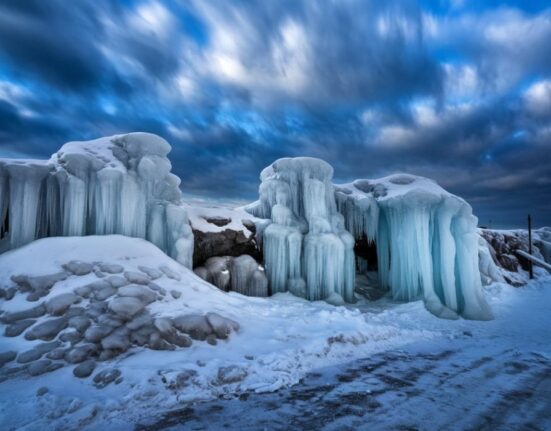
[
  {"x1": 245, "y1": 157, "x2": 355, "y2": 302},
  {"x1": 335, "y1": 174, "x2": 492, "y2": 320},
  {"x1": 0, "y1": 235, "x2": 239, "y2": 381},
  {"x1": 0, "y1": 133, "x2": 193, "y2": 267}
]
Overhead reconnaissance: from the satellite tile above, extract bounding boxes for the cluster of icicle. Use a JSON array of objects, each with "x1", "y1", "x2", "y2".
[
  {"x1": 245, "y1": 158, "x2": 355, "y2": 303},
  {"x1": 335, "y1": 174, "x2": 493, "y2": 320},
  {"x1": 0, "y1": 133, "x2": 193, "y2": 268}
]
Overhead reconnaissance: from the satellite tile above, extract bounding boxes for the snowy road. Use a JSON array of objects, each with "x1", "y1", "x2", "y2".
[
  {"x1": 137, "y1": 340, "x2": 551, "y2": 430},
  {"x1": 138, "y1": 279, "x2": 551, "y2": 431}
]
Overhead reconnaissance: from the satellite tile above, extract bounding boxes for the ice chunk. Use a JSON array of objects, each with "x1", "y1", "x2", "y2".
[
  {"x1": 336, "y1": 174, "x2": 493, "y2": 320},
  {"x1": 229, "y1": 255, "x2": 268, "y2": 297},
  {"x1": 172, "y1": 314, "x2": 212, "y2": 340},
  {"x1": 204, "y1": 256, "x2": 231, "y2": 291},
  {"x1": 246, "y1": 157, "x2": 355, "y2": 302},
  {"x1": 46, "y1": 293, "x2": 80, "y2": 315},
  {"x1": 108, "y1": 297, "x2": 145, "y2": 320},
  {"x1": 0, "y1": 133, "x2": 193, "y2": 268}
]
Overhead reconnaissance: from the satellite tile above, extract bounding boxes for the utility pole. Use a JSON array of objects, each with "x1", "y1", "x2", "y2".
[{"x1": 528, "y1": 214, "x2": 533, "y2": 279}]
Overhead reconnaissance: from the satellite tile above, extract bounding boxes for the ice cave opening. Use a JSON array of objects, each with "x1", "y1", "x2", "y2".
[{"x1": 352, "y1": 234, "x2": 384, "y2": 301}]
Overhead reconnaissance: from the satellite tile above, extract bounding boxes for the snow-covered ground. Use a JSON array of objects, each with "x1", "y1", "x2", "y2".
[
  {"x1": 139, "y1": 277, "x2": 551, "y2": 430},
  {"x1": 0, "y1": 236, "x2": 550, "y2": 430}
]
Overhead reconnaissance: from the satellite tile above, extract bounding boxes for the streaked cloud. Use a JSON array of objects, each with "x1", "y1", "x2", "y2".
[{"x1": 0, "y1": 0, "x2": 550, "y2": 227}]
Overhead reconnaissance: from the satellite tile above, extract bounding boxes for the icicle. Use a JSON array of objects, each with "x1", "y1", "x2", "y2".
[
  {"x1": 230, "y1": 255, "x2": 260, "y2": 295},
  {"x1": 205, "y1": 256, "x2": 231, "y2": 291},
  {"x1": 6, "y1": 163, "x2": 49, "y2": 248},
  {"x1": 248, "y1": 269, "x2": 269, "y2": 297}
]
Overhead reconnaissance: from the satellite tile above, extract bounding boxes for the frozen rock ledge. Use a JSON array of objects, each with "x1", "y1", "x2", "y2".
[{"x1": 0, "y1": 133, "x2": 193, "y2": 268}]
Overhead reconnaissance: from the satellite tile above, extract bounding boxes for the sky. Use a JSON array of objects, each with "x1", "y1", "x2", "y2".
[{"x1": 0, "y1": 0, "x2": 550, "y2": 228}]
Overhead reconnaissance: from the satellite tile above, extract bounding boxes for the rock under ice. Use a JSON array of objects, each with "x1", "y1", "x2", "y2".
[{"x1": 0, "y1": 133, "x2": 193, "y2": 268}]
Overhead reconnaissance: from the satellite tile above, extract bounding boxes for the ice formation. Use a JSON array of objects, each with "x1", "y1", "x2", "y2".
[
  {"x1": 478, "y1": 236, "x2": 505, "y2": 285},
  {"x1": 194, "y1": 255, "x2": 269, "y2": 297},
  {"x1": 536, "y1": 227, "x2": 551, "y2": 264},
  {"x1": 245, "y1": 158, "x2": 355, "y2": 302},
  {"x1": 245, "y1": 158, "x2": 491, "y2": 320},
  {"x1": 0, "y1": 133, "x2": 193, "y2": 268},
  {"x1": 335, "y1": 174, "x2": 493, "y2": 320}
]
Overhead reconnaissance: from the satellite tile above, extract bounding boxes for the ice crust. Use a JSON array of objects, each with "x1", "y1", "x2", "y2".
[
  {"x1": 246, "y1": 157, "x2": 355, "y2": 302},
  {"x1": 336, "y1": 174, "x2": 493, "y2": 320},
  {"x1": 0, "y1": 133, "x2": 193, "y2": 268}
]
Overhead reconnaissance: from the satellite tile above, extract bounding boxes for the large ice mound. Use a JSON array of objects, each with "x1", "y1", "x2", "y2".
[
  {"x1": 336, "y1": 174, "x2": 493, "y2": 320},
  {"x1": 245, "y1": 158, "x2": 356, "y2": 303},
  {"x1": 246, "y1": 158, "x2": 492, "y2": 320},
  {"x1": 0, "y1": 133, "x2": 193, "y2": 268}
]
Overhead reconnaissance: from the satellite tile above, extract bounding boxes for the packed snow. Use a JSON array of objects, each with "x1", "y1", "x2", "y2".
[
  {"x1": 0, "y1": 235, "x2": 549, "y2": 430},
  {"x1": 144, "y1": 276, "x2": 551, "y2": 431},
  {"x1": 0, "y1": 133, "x2": 193, "y2": 268},
  {"x1": 186, "y1": 203, "x2": 259, "y2": 237}
]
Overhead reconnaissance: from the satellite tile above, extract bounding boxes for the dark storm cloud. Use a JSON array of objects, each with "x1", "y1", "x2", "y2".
[
  {"x1": 0, "y1": 0, "x2": 114, "y2": 90},
  {"x1": 187, "y1": 0, "x2": 444, "y2": 107},
  {"x1": 0, "y1": 0, "x2": 550, "y2": 227}
]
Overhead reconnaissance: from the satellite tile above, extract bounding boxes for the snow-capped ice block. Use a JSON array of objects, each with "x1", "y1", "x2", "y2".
[
  {"x1": 478, "y1": 235, "x2": 505, "y2": 285},
  {"x1": 0, "y1": 133, "x2": 193, "y2": 268},
  {"x1": 246, "y1": 157, "x2": 355, "y2": 302},
  {"x1": 336, "y1": 174, "x2": 492, "y2": 320},
  {"x1": 536, "y1": 227, "x2": 551, "y2": 264}
]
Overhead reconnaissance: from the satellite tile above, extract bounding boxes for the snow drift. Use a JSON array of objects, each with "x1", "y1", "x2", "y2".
[
  {"x1": 0, "y1": 133, "x2": 193, "y2": 268},
  {"x1": 0, "y1": 235, "x2": 240, "y2": 379}
]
